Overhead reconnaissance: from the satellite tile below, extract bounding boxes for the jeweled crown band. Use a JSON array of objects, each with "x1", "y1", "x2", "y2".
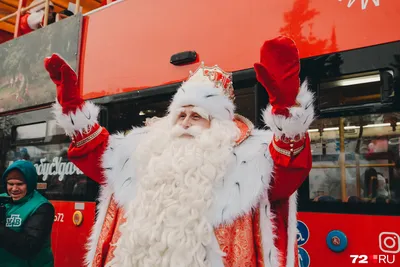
[{"x1": 187, "y1": 62, "x2": 235, "y2": 100}]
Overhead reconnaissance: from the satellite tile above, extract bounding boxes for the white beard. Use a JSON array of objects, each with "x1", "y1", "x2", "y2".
[{"x1": 107, "y1": 117, "x2": 239, "y2": 267}]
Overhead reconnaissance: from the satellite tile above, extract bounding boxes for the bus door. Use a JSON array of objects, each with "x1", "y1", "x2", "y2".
[
  {"x1": 0, "y1": 107, "x2": 100, "y2": 267},
  {"x1": 290, "y1": 41, "x2": 400, "y2": 267}
]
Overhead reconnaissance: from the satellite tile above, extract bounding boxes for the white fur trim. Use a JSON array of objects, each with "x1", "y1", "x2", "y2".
[
  {"x1": 169, "y1": 81, "x2": 235, "y2": 121},
  {"x1": 84, "y1": 127, "x2": 148, "y2": 265},
  {"x1": 101, "y1": 127, "x2": 148, "y2": 207},
  {"x1": 259, "y1": 195, "x2": 279, "y2": 266},
  {"x1": 286, "y1": 192, "x2": 298, "y2": 267},
  {"x1": 207, "y1": 233, "x2": 225, "y2": 267},
  {"x1": 207, "y1": 129, "x2": 274, "y2": 226},
  {"x1": 52, "y1": 100, "x2": 99, "y2": 136},
  {"x1": 27, "y1": 10, "x2": 44, "y2": 30},
  {"x1": 262, "y1": 80, "x2": 315, "y2": 138},
  {"x1": 84, "y1": 185, "x2": 113, "y2": 267}
]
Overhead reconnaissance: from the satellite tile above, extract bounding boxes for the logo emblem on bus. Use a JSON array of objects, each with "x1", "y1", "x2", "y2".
[
  {"x1": 338, "y1": 0, "x2": 380, "y2": 10},
  {"x1": 332, "y1": 236, "x2": 341, "y2": 246},
  {"x1": 73, "y1": 211, "x2": 83, "y2": 226}
]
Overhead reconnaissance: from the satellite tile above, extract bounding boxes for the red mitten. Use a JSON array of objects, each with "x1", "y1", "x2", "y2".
[
  {"x1": 254, "y1": 36, "x2": 300, "y2": 117},
  {"x1": 44, "y1": 54, "x2": 84, "y2": 114}
]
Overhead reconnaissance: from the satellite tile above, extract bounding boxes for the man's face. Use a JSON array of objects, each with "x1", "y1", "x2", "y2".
[
  {"x1": 6, "y1": 170, "x2": 27, "y2": 201},
  {"x1": 175, "y1": 106, "x2": 210, "y2": 138}
]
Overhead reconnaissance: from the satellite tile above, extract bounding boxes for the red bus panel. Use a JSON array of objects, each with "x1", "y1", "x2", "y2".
[
  {"x1": 81, "y1": 0, "x2": 400, "y2": 99},
  {"x1": 298, "y1": 212, "x2": 400, "y2": 267},
  {"x1": 51, "y1": 201, "x2": 96, "y2": 267}
]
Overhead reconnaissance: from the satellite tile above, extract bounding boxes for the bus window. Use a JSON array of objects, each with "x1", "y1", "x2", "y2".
[
  {"x1": 318, "y1": 71, "x2": 384, "y2": 110},
  {"x1": 16, "y1": 122, "x2": 47, "y2": 141},
  {"x1": 107, "y1": 93, "x2": 173, "y2": 132},
  {"x1": 309, "y1": 114, "x2": 400, "y2": 204}
]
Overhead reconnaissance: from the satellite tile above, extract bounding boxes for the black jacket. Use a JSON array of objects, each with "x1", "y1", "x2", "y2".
[{"x1": 0, "y1": 203, "x2": 55, "y2": 260}]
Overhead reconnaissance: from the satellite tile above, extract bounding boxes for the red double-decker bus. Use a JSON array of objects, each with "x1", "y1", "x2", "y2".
[{"x1": 1, "y1": 0, "x2": 400, "y2": 266}]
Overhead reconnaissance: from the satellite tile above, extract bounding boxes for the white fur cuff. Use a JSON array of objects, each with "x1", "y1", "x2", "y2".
[
  {"x1": 262, "y1": 80, "x2": 315, "y2": 138},
  {"x1": 52, "y1": 100, "x2": 100, "y2": 136}
]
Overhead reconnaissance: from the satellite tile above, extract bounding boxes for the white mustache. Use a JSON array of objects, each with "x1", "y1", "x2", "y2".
[{"x1": 171, "y1": 125, "x2": 203, "y2": 137}]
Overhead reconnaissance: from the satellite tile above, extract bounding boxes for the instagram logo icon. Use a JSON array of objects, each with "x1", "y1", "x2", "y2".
[{"x1": 379, "y1": 232, "x2": 400, "y2": 254}]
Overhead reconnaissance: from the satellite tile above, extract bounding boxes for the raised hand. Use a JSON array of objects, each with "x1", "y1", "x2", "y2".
[
  {"x1": 44, "y1": 54, "x2": 83, "y2": 113},
  {"x1": 254, "y1": 36, "x2": 300, "y2": 117}
]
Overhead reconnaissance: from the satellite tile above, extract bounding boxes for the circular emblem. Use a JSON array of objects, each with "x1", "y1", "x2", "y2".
[
  {"x1": 332, "y1": 236, "x2": 341, "y2": 246},
  {"x1": 327, "y1": 230, "x2": 348, "y2": 252},
  {"x1": 297, "y1": 220, "x2": 310, "y2": 246},
  {"x1": 72, "y1": 211, "x2": 83, "y2": 226},
  {"x1": 298, "y1": 247, "x2": 310, "y2": 267}
]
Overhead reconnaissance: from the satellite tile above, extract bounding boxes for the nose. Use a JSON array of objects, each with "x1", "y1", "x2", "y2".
[{"x1": 181, "y1": 117, "x2": 191, "y2": 129}]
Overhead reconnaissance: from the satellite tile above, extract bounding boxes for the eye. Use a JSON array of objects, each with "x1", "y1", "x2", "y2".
[
  {"x1": 192, "y1": 114, "x2": 201, "y2": 120},
  {"x1": 178, "y1": 113, "x2": 186, "y2": 119}
]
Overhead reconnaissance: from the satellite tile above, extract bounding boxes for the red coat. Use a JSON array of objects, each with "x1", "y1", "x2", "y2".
[
  {"x1": 18, "y1": 12, "x2": 44, "y2": 36},
  {"x1": 19, "y1": 14, "x2": 34, "y2": 36}
]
